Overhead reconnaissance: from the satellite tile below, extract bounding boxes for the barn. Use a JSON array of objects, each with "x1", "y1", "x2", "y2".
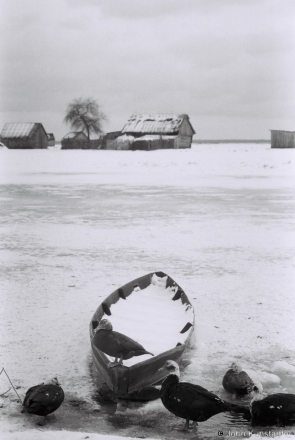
[
  {"x1": 0, "y1": 122, "x2": 48, "y2": 149},
  {"x1": 47, "y1": 133, "x2": 55, "y2": 146},
  {"x1": 121, "y1": 113, "x2": 195, "y2": 150},
  {"x1": 270, "y1": 130, "x2": 295, "y2": 148}
]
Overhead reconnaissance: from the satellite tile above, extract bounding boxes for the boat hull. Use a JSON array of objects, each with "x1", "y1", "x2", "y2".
[{"x1": 90, "y1": 271, "x2": 194, "y2": 399}]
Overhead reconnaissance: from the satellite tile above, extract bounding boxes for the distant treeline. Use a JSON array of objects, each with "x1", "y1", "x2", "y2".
[{"x1": 193, "y1": 139, "x2": 270, "y2": 144}]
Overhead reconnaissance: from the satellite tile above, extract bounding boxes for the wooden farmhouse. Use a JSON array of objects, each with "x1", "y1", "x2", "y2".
[
  {"x1": 114, "y1": 113, "x2": 195, "y2": 151},
  {"x1": 270, "y1": 130, "x2": 295, "y2": 148},
  {"x1": 0, "y1": 122, "x2": 48, "y2": 149},
  {"x1": 47, "y1": 133, "x2": 55, "y2": 146}
]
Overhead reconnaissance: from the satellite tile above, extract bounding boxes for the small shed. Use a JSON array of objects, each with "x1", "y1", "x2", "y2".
[
  {"x1": 61, "y1": 132, "x2": 89, "y2": 149},
  {"x1": 0, "y1": 122, "x2": 48, "y2": 149},
  {"x1": 114, "y1": 134, "x2": 135, "y2": 150},
  {"x1": 61, "y1": 132, "x2": 102, "y2": 149},
  {"x1": 270, "y1": 130, "x2": 295, "y2": 148},
  {"x1": 47, "y1": 133, "x2": 55, "y2": 146},
  {"x1": 101, "y1": 131, "x2": 122, "y2": 149},
  {"x1": 121, "y1": 114, "x2": 195, "y2": 150}
]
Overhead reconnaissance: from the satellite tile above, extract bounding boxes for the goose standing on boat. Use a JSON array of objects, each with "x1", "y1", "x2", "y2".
[
  {"x1": 93, "y1": 319, "x2": 154, "y2": 367},
  {"x1": 222, "y1": 362, "x2": 254, "y2": 397},
  {"x1": 159, "y1": 360, "x2": 251, "y2": 431},
  {"x1": 250, "y1": 384, "x2": 295, "y2": 426},
  {"x1": 22, "y1": 377, "x2": 64, "y2": 425}
]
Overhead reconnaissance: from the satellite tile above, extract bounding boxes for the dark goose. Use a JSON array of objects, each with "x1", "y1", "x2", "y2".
[
  {"x1": 222, "y1": 362, "x2": 254, "y2": 396},
  {"x1": 22, "y1": 377, "x2": 64, "y2": 425},
  {"x1": 251, "y1": 384, "x2": 295, "y2": 426},
  {"x1": 93, "y1": 318, "x2": 154, "y2": 367},
  {"x1": 160, "y1": 360, "x2": 250, "y2": 431}
]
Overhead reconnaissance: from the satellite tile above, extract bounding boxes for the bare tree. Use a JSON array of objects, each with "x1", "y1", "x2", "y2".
[{"x1": 64, "y1": 98, "x2": 107, "y2": 140}]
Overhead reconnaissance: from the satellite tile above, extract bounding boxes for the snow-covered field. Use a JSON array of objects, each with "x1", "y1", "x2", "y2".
[{"x1": 0, "y1": 143, "x2": 295, "y2": 439}]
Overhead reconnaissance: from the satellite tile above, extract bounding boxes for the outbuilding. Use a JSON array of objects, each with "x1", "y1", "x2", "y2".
[
  {"x1": 270, "y1": 130, "x2": 295, "y2": 148},
  {"x1": 131, "y1": 134, "x2": 178, "y2": 151},
  {"x1": 121, "y1": 114, "x2": 195, "y2": 150},
  {"x1": 61, "y1": 132, "x2": 102, "y2": 149},
  {"x1": 47, "y1": 133, "x2": 55, "y2": 146},
  {"x1": 0, "y1": 122, "x2": 48, "y2": 149},
  {"x1": 100, "y1": 131, "x2": 122, "y2": 149},
  {"x1": 116, "y1": 134, "x2": 135, "y2": 150}
]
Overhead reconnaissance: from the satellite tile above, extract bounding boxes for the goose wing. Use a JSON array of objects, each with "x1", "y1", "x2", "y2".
[
  {"x1": 223, "y1": 370, "x2": 253, "y2": 393},
  {"x1": 232, "y1": 372, "x2": 253, "y2": 389},
  {"x1": 111, "y1": 330, "x2": 147, "y2": 352},
  {"x1": 26, "y1": 385, "x2": 64, "y2": 409},
  {"x1": 23, "y1": 385, "x2": 40, "y2": 406},
  {"x1": 263, "y1": 394, "x2": 295, "y2": 413},
  {"x1": 169, "y1": 382, "x2": 223, "y2": 409}
]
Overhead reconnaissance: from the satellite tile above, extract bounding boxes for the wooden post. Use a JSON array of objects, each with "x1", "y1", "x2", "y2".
[{"x1": 111, "y1": 365, "x2": 129, "y2": 395}]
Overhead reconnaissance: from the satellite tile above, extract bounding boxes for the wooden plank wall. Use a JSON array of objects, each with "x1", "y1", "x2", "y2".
[
  {"x1": 271, "y1": 130, "x2": 295, "y2": 148},
  {"x1": 61, "y1": 139, "x2": 101, "y2": 149}
]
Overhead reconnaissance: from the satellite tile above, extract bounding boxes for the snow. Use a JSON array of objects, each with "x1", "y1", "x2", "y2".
[
  {"x1": 1, "y1": 422, "x2": 158, "y2": 440},
  {"x1": 121, "y1": 114, "x2": 184, "y2": 135},
  {"x1": 271, "y1": 361, "x2": 295, "y2": 375},
  {"x1": 1, "y1": 424, "x2": 294, "y2": 440},
  {"x1": 133, "y1": 135, "x2": 161, "y2": 141},
  {"x1": 116, "y1": 135, "x2": 135, "y2": 143},
  {"x1": 100, "y1": 273, "x2": 194, "y2": 366},
  {"x1": 244, "y1": 368, "x2": 281, "y2": 389},
  {"x1": 0, "y1": 143, "x2": 295, "y2": 439}
]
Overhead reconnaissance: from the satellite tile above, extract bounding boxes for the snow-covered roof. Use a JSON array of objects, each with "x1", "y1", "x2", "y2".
[
  {"x1": 0, "y1": 122, "x2": 46, "y2": 139},
  {"x1": 47, "y1": 133, "x2": 55, "y2": 140},
  {"x1": 122, "y1": 114, "x2": 195, "y2": 135}
]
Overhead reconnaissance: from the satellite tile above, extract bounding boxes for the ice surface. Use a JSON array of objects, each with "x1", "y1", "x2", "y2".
[
  {"x1": 244, "y1": 368, "x2": 281, "y2": 388},
  {"x1": 0, "y1": 143, "x2": 295, "y2": 439},
  {"x1": 272, "y1": 361, "x2": 295, "y2": 374}
]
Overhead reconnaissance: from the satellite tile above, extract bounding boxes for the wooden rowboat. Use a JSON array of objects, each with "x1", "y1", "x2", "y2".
[{"x1": 89, "y1": 271, "x2": 194, "y2": 400}]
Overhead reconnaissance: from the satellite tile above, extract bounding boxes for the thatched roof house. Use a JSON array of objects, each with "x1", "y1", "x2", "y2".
[
  {"x1": 121, "y1": 114, "x2": 195, "y2": 150},
  {"x1": 270, "y1": 130, "x2": 295, "y2": 148},
  {"x1": 0, "y1": 122, "x2": 48, "y2": 149}
]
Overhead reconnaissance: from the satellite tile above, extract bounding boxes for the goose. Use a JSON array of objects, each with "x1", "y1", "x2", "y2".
[
  {"x1": 250, "y1": 384, "x2": 295, "y2": 426},
  {"x1": 159, "y1": 360, "x2": 250, "y2": 430},
  {"x1": 22, "y1": 377, "x2": 64, "y2": 425},
  {"x1": 222, "y1": 362, "x2": 254, "y2": 396},
  {"x1": 93, "y1": 319, "x2": 153, "y2": 367}
]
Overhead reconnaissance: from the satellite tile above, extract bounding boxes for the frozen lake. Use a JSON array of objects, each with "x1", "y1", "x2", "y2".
[{"x1": 1, "y1": 143, "x2": 295, "y2": 439}]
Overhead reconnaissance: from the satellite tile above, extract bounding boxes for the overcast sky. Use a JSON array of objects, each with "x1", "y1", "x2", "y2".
[{"x1": 1, "y1": 0, "x2": 294, "y2": 140}]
